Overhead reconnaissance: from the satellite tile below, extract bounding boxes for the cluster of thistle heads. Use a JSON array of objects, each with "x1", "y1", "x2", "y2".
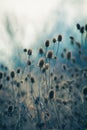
[{"x1": 0, "y1": 23, "x2": 87, "y2": 130}]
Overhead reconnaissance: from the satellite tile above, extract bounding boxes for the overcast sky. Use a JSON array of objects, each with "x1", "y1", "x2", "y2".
[{"x1": 0, "y1": 0, "x2": 87, "y2": 66}]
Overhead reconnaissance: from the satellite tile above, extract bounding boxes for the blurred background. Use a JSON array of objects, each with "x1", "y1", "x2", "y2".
[{"x1": 0, "y1": 0, "x2": 87, "y2": 67}]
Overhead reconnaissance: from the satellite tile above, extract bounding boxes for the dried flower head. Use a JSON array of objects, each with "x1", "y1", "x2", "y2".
[
  {"x1": 17, "y1": 68, "x2": 21, "y2": 74},
  {"x1": 49, "y1": 90, "x2": 54, "y2": 99},
  {"x1": 27, "y1": 60, "x2": 31, "y2": 66},
  {"x1": 23, "y1": 48, "x2": 27, "y2": 52},
  {"x1": 0, "y1": 72, "x2": 3, "y2": 79},
  {"x1": 62, "y1": 64, "x2": 67, "y2": 70},
  {"x1": 39, "y1": 48, "x2": 44, "y2": 55},
  {"x1": 58, "y1": 35, "x2": 62, "y2": 42},
  {"x1": 38, "y1": 58, "x2": 45, "y2": 68},
  {"x1": 6, "y1": 76, "x2": 10, "y2": 81},
  {"x1": 53, "y1": 38, "x2": 56, "y2": 43},
  {"x1": 8, "y1": 105, "x2": 13, "y2": 113},
  {"x1": 85, "y1": 24, "x2": 87, "y2": 31},
  {"x1": 54, "y1": 56, "x2": 57, "y2": 60},
  {"x1": 46, "y1": 50, "x2": 53, "y2": 59},
  {"x1": 28, "y1": 49, "x2": 32, "y2": 56},
  {"x1": 80, "y1": 26, "x2": 84, "y2": 34},
  {"x1": 0, "y1": 84, "x2": 3, "y2": 90},
  {"x1": 10, "y1": 71, "x2": 15, "y2": 78},
  {"x1": 54, "y1": 75, "x2": 57, "y2": 81},
  {"x1": 66, "y1": 51, "x2": 71, "y2": 60},
  {"x1": 30, "y1": 76, "x2": 35, "y2": 83},
  {"x1": 45, "y1": 40, "x2": 50, "y2": 47},
  {"x1": 16, "y1": 82, "x2": 20, "y2": 88},
  {"x1": 42, "y1": 66, "x2": 46, "y2": 73},
  {"x1": 55, "y1": 85, "x2": 59, "y2": 91},
  {"x1": 83, "y1": 87, "x2": 87, "y2": 96},
  {"x1": 76, "y1": 23, "x2": 80, "y2": 30}
]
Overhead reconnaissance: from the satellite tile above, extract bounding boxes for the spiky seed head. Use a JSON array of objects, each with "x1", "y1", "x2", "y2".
[
  {"x1": 0, "y1": 72, "x2": 3, "y2": 79},
  {"x1": 6, "y1": 76, "x2": 10, "y2": 81},
  {"x1": 55, "y1": 85, "x2": 59, "y2": 91},
  {"x1": 49, "y1": 90, "x2": 54, "y2": 99},
  {"x1": 58, "y1": 35, "x2": 62, "y2": 42},
  {"x1": 62, "y1": 64, "x2": 67, "y2": 70},
  {"x1": 54, "y1": 56, "x2": 57, "y2": 60},
  {"x1": 83, "y1": 87, "x2": 87, "y2": 96},
  {"x1": 53, "y1": 38, "x2": 56, "y2": 43},
  {"x1": 10, "y1": 71, "x2": 15, "y2": 78},
  {"x1": 39, "y1": 48, "x2": 44, "y2": 55},
  {"x1": 54, "y1": 75, "x2": 57, "y2": 81},
  {"x1": 42, "y1": 67, "x2": 46, "y2": 73},
  {"x1": 46, "y1": 50, "x2": 53, "y2": 59},
  {"x1": 38, "y1": 58, "x2": 45, "y2": 68},
  {"x1": 76, "y1": 23, "x2": 80, "y2": 30},
  {"x1": 28, "y1": 49, "x2": 32, "y2": 56},
  {"x1": 45, "y1": 40, "x2": 50, "y2": 47},
  {"x1": 17, "y1": 68, "x2": 21, "y2": 74},
  {"x1": 0, "y1": 84, "x2": 3, "y2": 90},
  {"x1": 8, "y1": 105, "x2": 13, "y2": 113},
  {"x1": 80, "y1": 26, "x2": 84, "y2": 34},
  {"x1": 66, "y1": 51, "x2": 71, "y2": 60},
  {"x1": 16, "y1": 82, "x2": 20, "y2": 88},
  {"x1": 27, "y1": 60, "x2": 31, "y2": 66},
  {"x1": 85, "y1": 24, "x2": 87, "y2": 31},
  {"x1": 63, "y1": 100, "x2": 67, "y2": 105},
  {"x1": 23, "y1": 48, "x2": 27, "y2": 52},
  {"x1": 30, "y1": 76, "x2": 35, "y2": 84}
]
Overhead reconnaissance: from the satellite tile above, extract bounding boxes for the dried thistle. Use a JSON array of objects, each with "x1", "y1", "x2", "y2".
[
  {"x1": 45, "y1": 40, "x2": 50, "y2": 47},
  {"x1": 49, "y1": 90, "x2": 54, "y2": 99},
  {"x1": 39, "y1": 48, "x2": 44, "y2": 55},
  {"x1": 46, "y1": 50, "x2": 53, "y2": 59},
  {"x1": 38, "y1": 58, "x2": 45, "y2": 68},
  {"x1": 28, "y1": 49, "x2": 32, "y2": 56},
  {"x1": 10, "y1": 71, "x2": 15, "y2": 78}
]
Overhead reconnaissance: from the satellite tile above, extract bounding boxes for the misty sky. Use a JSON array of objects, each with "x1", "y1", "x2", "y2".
[{"x1": 0, "y1": 0, "x2": 87, "y2": 66}]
